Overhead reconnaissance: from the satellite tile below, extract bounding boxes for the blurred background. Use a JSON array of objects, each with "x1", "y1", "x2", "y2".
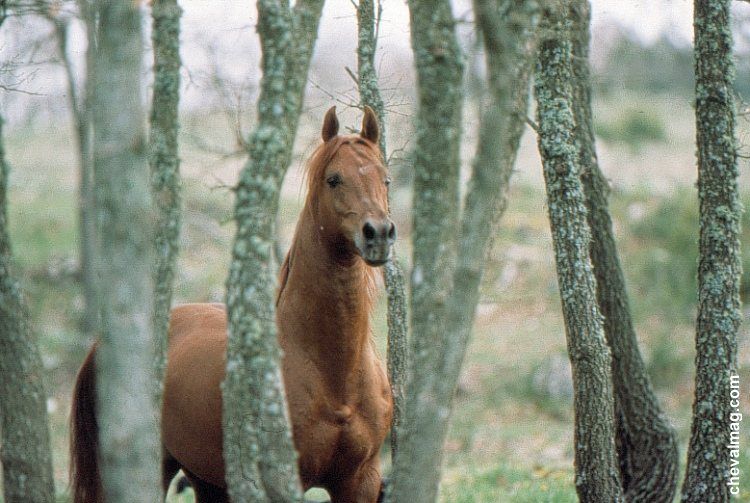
[{"x1": 1, "y1": 0, "x2": 749, "y2": 500}]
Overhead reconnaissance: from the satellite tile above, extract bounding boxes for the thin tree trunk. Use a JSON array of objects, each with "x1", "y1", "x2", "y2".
[
  {"x1": 568, "y1": 2, "x2": 678, "y2": 501},
  {"x1": 46, "y1": 5, "x2": 98, "y2": 339},
  {"x1": 90, "y1": 2, "x2": 161, "y2": 501},
  {"x1": 534, "y1": 5, "x2": 624, "y2": 502},
  {"x1": 221, "y1": 1, "x2": 323, "y2": 500},
  {"x1": 149, "y1": 0, "x2": 182, "y2": 394},
  {"x1": 0, "y1": 115, "x2": 56, "y2": 503},
  {"x1": 682, "y1": 0, "x2": 741, "y2": 501},
  {"x1": 355, "y1": 0, "x2": 408, "y2": 459},
  {"x1": 388, "y1": 2, "x2": 539, "y2": 501}
]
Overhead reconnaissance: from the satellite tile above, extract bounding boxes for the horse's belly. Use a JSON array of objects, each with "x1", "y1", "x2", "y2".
[{"x1": 162, "y1": 308, "x2": 227, "y2": 487}]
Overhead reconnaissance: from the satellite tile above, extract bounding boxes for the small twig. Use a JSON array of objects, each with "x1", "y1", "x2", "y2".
[{"x1": 526, "y1": 116, "x2": 539, "y2": 132}]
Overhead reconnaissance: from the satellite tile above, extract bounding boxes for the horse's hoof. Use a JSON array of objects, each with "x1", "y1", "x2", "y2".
[{"x1": 175, "y1": 474, "x2": 191, "y2": 494}]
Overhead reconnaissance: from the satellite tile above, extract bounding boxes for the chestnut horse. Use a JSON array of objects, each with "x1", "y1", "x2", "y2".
[{"x1": 70, "y1": 106, "x2": 395, "y2": 503}]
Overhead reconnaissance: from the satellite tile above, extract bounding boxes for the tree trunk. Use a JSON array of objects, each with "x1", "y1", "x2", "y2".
[
  {"x1": 568, "y1": 2, "x2": 679, "y2": 501},
  {"x1": 682, "y1": 0, "x2": 741, "y2": 501},
  {"x1": 388, "y1": 2, "x2": 462, "y2": 501},
  {"x1": 221, "y1": 0, "x2": 323, "y2": 500},
  {"x1": 388, "y1": 2, "x2": 538, "y2": 501},
  {"x1": 46, "y1": 4, "x2": 98, "y2": 339},
  {"x1": 534, "y1": 5, "x2": 624, "y2": 502},
  {"x1": 149, "y1": 0, "x2": 182, "y2": 395},
  {"x1": 90, "y1": 2, "x2": 161, "y2": 501},
  {"x1": 355, "y1": 0, "x2": 408, "y2": 459},
  {"x1": 0, "y1": 115, "x2": 56, "y2": 503}
]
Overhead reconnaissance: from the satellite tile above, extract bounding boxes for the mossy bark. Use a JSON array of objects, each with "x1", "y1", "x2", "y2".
[
  {"x1": 221, "y1": 1, "x2": 323, "y2": 501},
  {"x1": 388, "y1": 2, "x2": 463, "y2": 501},
  {"x1": 388, "y1": 2, "x2": 538, "y2": 501},
  {"x1": 568, "y1": 2, "x2": 678, "y2": 501},
  {"x1": 534, "y1": 6, "x2": 624, "y2": 502},
  {"x1": 149, "y1": 0, "x2": 182, "y2": 398},
  {"x1": 90, "y1": 2, "x2": 161, "y2": 501},
  {"x1": 0, "y1": 116, "x2": 56, "y2": 503},
  {"x1": 355, "y1": 0, "x2": 408, "y2": 459},
  {"x1": 682, "y1": 0, "x2": 741, "y2": 501}
]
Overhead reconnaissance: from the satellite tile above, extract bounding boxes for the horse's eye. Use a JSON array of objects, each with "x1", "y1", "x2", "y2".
[
  {"x1": 385, "y1": 177, "x2": 391, "y2": 187},
  {"x1": 326, "y1": 174, "x2": 342, "y2": 188}
]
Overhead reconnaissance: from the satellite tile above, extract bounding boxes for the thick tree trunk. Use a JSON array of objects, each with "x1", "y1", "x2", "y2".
[
  {"x1": 682, "y1": 0, "x2": 741, "y2": 501},
  {"x1": 388, "y1": 2, "x2": 463, "y2": 501},
  {"x1": 0, "y1": 116, "x2": 55, "y2": 503},
  {"x1": 355, "y1": 0, "x2": 408, "y2": 459},
  {"x1": 388, "y1": 2, "x2": 538, "y2": 501},
  {"x1": 149, "y1": 0, "x2": 182, "y2": 394},
  {"x1": 534, "y1": 6, "x2": 624, "y2": 502},
  {"x1": 90, "y1": 2, "x2": 161, "y2": 501},
  {"x1": 568, "y1": 2, "x2": 678, "y2": 501},
  {"x1": 221, "y1": 1, "x2": 323, "y2": 500}
]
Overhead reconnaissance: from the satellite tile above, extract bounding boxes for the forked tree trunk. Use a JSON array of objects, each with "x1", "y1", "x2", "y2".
[
  {"x1": 90, "y1": 2, "x2": 161, "y2": 500},
  {"x1": 0, "y1": 116, "x2": 56, "y2": 503},
  {"x1": 355, "y1": 0, "x2": 408, "y2": 459},
  {"x1": 534, "y1": 5, "x2": 624, "y2": 502},
  {"x1": 149, "y1": 0, "x2": 182, "y2": 393},
  {"x1": 221, "y1": 0, "x2": 323, "y2": 500},
  {"x1": 568, "y1": 2, "x2": 678, "y2": 501},
  {"x1": 388, "y1": 1, "x2": 539, "y2": 501},
  {"x1": 682, "y1": 0, "x2": 741, "y2": 500}
]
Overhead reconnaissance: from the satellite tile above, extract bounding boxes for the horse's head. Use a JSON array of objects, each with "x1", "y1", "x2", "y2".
[{"x1": 306, "y1": 106, "x2": 395, "y2": 266}]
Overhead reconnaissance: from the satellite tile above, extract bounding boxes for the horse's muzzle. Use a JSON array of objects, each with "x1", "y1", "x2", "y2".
[{"x1": 359, "y1": 218, "x2": 396, "y2": 266}]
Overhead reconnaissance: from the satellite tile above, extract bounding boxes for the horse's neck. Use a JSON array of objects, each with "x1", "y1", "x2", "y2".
[{"x1": 279, "y1": 212, "x2": 372, "y2": 384}]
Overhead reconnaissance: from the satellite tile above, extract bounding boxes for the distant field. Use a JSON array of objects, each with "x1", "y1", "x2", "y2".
[{"x1": 2, "y1": 91, "x2": 748, "y2": 502}]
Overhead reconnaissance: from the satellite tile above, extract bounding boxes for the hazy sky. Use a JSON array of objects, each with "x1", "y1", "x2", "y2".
[{"x1": 2, "y1": 0, "x2": 749, "y2": 125}]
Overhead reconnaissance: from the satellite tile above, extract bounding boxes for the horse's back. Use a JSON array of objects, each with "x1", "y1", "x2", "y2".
[{"x1": 163, "y1": 303, "x2": 228, "y2": 487}]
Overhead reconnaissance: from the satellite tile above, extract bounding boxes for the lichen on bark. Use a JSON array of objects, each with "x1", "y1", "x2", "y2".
[
  {"x1": 682, "y1": 0, "x2": 741, "y2": 501},
  {"x1": 221, "y1": 1, "x2": 324, "y2": 501},
  {"x1": 388, "y1": 1, "x2": 539, "y2": 502},
  {"x1": 568, "y1": 2, "x2": 678, "y2": 501},
  {"x1": 0, "y1": 115, "x2": 56, "y2": 503},
  {"x1": 149, "y1": 0, "x2": 182, "y2": 400},
  {"x1": 534, "y1": 4, "x2": 624, "y2": 501},
  {"x1": 90, "y1": 1, "x2": 161, "y2": 500}
]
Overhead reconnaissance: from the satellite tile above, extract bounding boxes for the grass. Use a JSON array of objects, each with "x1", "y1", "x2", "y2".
[{"x1": 1, "y1": 91, "x2": 749, "y2": 501}]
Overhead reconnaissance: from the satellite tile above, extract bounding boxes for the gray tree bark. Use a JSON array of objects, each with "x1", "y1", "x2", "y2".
[
  {"x1": 682, "y1": 0, "x2": 741, "y2": 501},
  {"x1": 534, "y1": 4, "x2": 624, "y2": 502},
  {"x1": 355, "y1": 0, "x2": 408, "y2": 459},
  {"x1": 90, "y1": 2, "x2": 161, "y2": 501},
  {"x1": 221, "y1": 0, "x2": 323, "y2": 500},
  {"x1": 0, "y1": 115, "x2": 56, "y2": 503},
  {"x1": 388, "y1": 2, "x2": 539, "y2": 502},
  {"x1": 149, "y1": 0, "x2": 182, "y2": 395},
  {"x1": 568, "y1": 2, "x2": 678, "y2": 501}
]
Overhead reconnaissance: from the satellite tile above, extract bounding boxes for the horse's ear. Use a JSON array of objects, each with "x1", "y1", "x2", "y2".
[
  {"x1": 322, "y1": 106, "x2": 339, "y2": 142},
  {"x1": 360, "y1": 106, "x2": 380, "y2": 144}
]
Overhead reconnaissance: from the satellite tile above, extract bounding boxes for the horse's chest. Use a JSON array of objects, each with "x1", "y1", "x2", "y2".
[{"x1": 295, "y1": 405, "x2": 379, "y2": 486}]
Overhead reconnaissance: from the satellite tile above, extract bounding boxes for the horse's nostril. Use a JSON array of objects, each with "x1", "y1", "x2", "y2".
[
  {"x1": 387, "y1": 222, "x2": 396, "y2": 240},
  {"x1": 363, "y1": 222, "x2": 376, "y2": 241}
]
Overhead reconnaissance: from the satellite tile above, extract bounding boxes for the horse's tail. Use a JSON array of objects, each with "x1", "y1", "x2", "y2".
[{"x1": 70, "y1": 344, "x2": 103, "y2": 503}]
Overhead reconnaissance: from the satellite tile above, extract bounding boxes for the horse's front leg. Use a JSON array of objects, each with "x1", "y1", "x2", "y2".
[{"x1": 329, "y1": 456, "x2": 382, "y2": 503}]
